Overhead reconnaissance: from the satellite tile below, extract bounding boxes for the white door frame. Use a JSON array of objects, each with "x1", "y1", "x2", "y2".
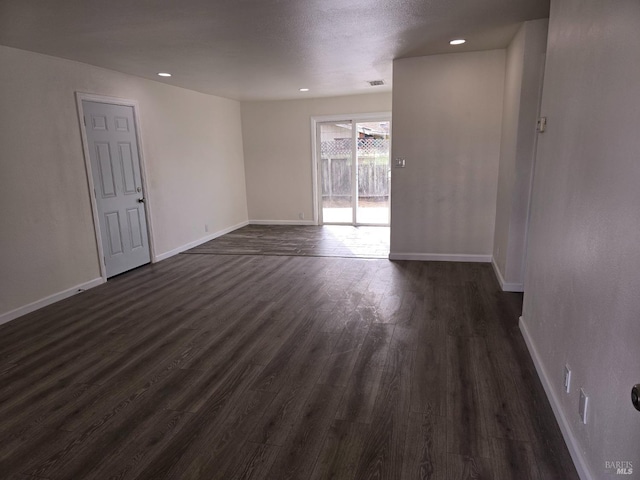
[
  {"x1": 75, "y1": 92, "x2": 157, "y2": 281},
  {"x1": 310, "y1": 111, "x2": 392, "y2": 225}
]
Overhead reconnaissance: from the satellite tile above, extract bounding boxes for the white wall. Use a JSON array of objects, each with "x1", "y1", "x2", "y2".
[
  {"x1": 390, "y1": 50, "x2": 505, "y2": 260},
  {"x1": 0, "y1": 45, "x2": 248, "y2": 319},
  {"x1": 492, "y1": 19, "x2": 548, "y2": 291},
  {"x1": 522, "y1": 1, "x2": 640, "y2": 478},
  {"x1": 241, "y1": 93, "x2": 391, "y2": 223}
]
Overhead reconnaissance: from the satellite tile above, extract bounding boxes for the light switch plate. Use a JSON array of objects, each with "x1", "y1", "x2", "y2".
[{"x1": 394, "y1": 157, "x2": 406, "y2": 168}]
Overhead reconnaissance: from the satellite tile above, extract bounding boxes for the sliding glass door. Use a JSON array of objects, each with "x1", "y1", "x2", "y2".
[{"x1": 318, "y1": 118, "x2": 391, "y2": 226}]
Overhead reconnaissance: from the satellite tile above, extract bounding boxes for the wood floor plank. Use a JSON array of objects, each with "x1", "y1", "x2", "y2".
[
  {"x1": 81, "y1": 409, "x2": 194, "y2": 480},
  {"x1": 352, "y1": 412, "x2": 401, "y2": 480},
  {"x1": 265, "y1": 383, "x2": 345, "y2": 480},
  {"x1": 352, "y1": 328, "x2": 413, "y2": 480},
  {"x1": 226, "y1": 442, "x2": 281, "y2": 480},
  {"x1": 410, "y1": 293, "x2": 447, "y2": 416},
  {"x1": 488, "y1": 436, "x2": 544, "y2": 480},
  {"x1": 44, "y1": 327, "x2": 204, "y2": 433},
  {"x1": 248, "y1": 330, "x2": 338, "y2": 446},
  {"x1": 392, "y1": 290, "x2": 424, "y2": 331},
  {"x1": 24, "y1": 360, "x2": 218, "y2": 478},
  {"x1": 0, "y1": 327, "x2": 126, "y2": 399},
  {"x1": 179, "y1": 301, "x2": 275, "y2": 373},
  {"x1": 0, "y1": 382, "x2": 97, "y2": 450},
  {"x1": 242, "y1": 305, "x2": 305, "y2": 367},
  {"x1": 129, "y1": 362, "x2": 264, "y2": 479},
  {"x1": 0, "y1": 345, "x2": 112, "y2": 419},
  {"x1": 250, "y1": 312, "x2": 325, "y2": 393},
  {"x1": 446, "y1": 453, "x2": 493, "y2": 480},
  {"x1": 0, "y1": 362, "x2": 18, "y2": 375},
  {"x1": 273, "y1": 330, "x2": 339, "y2": 391},
  {"x1": 376, "y1": 291, "x2": 403, "y2": 324},
  {"x1": 317, "y1": 316, "x2": 371, "y2": 387},
  {"x1": 249, "y1": 382, "x2": 315, "y2": 447},
  {"x1": 319, "y1": 302, "x2": 358, "y2": 334},
  {"x1": 471, "y1": 337, "x2": 533, "y2": 442},
  {"x1": 5, "y1": 475, "x2": 46, "y2": 480},
  {"x1": 178, "y1": 389, "x2": 278, "y2": 479},
  {"x1": 334, "y1": 323, "x2": 394, "y2": 424},
  {"x1": 359, "y1": 275, "x2": 389, "y2": 309},
  {"x1": 446, "y1": 335, "x2": 491, "y2": 459},
  {"x1": 78, "y1": 322, "x2": 201, "y2": 386},
  {"x1": 402, "y1": 411, "x2": 447, "y2": 480},
  {"x1": 445, "y1": 282, "x2": 487, "y2": 338},
  {"x1": 0, "y1": 426, "x2": 74, "y2": 478},
  {"x1": 310, "y1": 420, "x2": 368, "y2": 480}
]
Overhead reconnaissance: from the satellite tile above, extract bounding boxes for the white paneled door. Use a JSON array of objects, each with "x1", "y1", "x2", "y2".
[{"x1": 83, "y1": 101, "x2": 150, "y2": 277}]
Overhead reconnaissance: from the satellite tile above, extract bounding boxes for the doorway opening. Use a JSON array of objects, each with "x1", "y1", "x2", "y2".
[{"x1": 313, "y1": 114, "x2": 391, "y2": 226}]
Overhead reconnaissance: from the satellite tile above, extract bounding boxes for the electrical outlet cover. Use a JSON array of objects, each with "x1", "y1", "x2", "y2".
[{"x1": 579, "y1": 388, "x2": 589, "y2": 424}]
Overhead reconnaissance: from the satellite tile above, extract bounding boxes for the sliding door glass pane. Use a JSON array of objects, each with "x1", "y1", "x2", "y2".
[
  {"x1": 320, "y1": 122, "x2": 353, "y2": 224},
  {"x1": 356, "y1": 121, "x2": 390, "y2": 225}
]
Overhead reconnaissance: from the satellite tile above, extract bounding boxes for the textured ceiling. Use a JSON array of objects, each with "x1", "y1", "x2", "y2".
[{"x1": 0, "y1": 0, "x2": 549, "y2": 101}]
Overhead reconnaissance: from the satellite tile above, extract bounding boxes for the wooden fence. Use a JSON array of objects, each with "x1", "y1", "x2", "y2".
[
  {"x1": 321, "y1": 157, "x2": 390, "y2": 199},
  {"x1": 320, "y1": 139, "x2": 390, "y2": 200}
]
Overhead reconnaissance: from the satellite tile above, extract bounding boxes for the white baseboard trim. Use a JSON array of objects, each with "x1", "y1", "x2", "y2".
[
  {"x1": 154, "y1": 220, "x2": 249, "y2": 261},
  {"x1": 519, "y1": 316, "x2": 594, "y2": 480},
  {"x1": 388, "y1": 252, "x2": 492, "y2": 263},
  {"x1": 249, "y1": 219, "x2": 317, "y2": 226},
  {"x1": 0, "y1": 277, "x2": 104, "y2": 326},
  {"x1": 491, "y1": 257, "x2": 524, "y2": 292}
]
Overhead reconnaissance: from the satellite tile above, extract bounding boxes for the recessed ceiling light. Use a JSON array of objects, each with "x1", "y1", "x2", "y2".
[
  {"x1": 157, "y1": 72, "x2": 172, "y2": 77},
  {"x1": 449, "y1": 39, "x2": 466, "y2": 45},
  {"x1": 299, "y1": 88, "x2": 309, "y2": 92}
]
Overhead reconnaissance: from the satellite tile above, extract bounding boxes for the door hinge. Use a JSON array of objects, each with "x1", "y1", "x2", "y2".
[{"x1": 84, "y1": 116, "x2": 87, "y2": 127}]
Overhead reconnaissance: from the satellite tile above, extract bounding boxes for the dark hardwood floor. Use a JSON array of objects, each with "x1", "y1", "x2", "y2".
[
  {"x1": 185, "y1": 225, "x2": 390, "y2": 259},
  {"x1": 0, "y1": 232, "x2": 578, "y2": 479}
]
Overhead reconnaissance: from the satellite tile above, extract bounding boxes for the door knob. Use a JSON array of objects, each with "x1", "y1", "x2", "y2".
[
  {"x1": 632, "y1": 384, "x2": 640, "y2": 412},
  {"x1": 137, "y1": 198, "x2": 145, "y2": 203}
]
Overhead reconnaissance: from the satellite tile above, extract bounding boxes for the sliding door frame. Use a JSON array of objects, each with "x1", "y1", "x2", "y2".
[{"x1": 310, "y1": 111, "x2": 391, "y2": 226}]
